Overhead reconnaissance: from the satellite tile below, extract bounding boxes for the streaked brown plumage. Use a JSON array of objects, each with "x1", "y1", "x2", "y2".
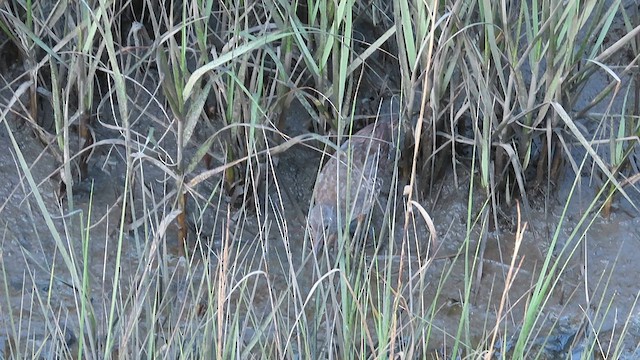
[{"x1": 308, "y1": 117, "x2": 397, "y2": 252}]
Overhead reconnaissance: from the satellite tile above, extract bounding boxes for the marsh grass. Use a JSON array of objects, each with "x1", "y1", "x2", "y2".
[{"x1": 0, "y1": 0, "x2": 639, "y2": 358}]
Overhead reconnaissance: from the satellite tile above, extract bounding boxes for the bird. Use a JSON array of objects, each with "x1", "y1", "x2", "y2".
[{"x1": 308, "y1": 114, "x2": 398, "y2": 253}]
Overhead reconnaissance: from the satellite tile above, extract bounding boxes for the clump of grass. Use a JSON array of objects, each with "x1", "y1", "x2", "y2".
[{"x1": 0, "y1": 0, "x2": 638, "y2": 358}]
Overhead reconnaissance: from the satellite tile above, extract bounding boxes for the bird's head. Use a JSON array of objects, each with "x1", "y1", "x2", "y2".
[{"x1": 308, "y1": 203, "x2": 338, "y2": 253}]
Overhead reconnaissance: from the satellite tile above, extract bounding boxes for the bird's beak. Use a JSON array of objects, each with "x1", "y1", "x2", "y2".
[{"x1": 312, "y1": 230, "x2": 324, "y2": 255}]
